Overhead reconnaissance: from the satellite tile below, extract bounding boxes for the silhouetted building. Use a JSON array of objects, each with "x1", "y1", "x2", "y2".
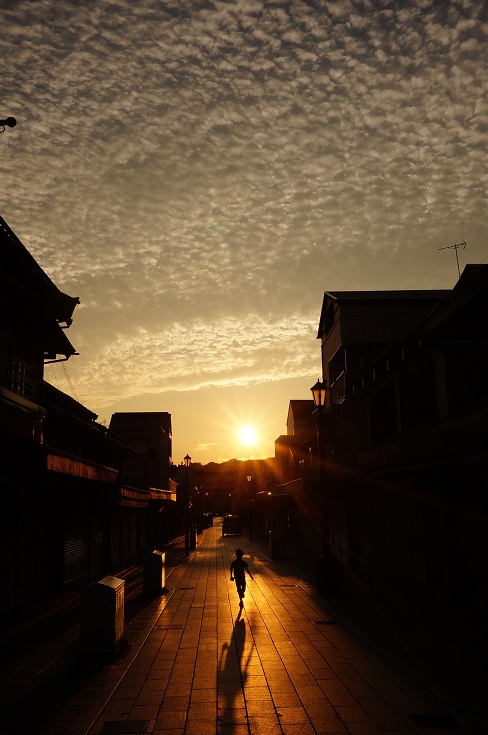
[
  {"x1": 108, "y1": 412, "x2": 177, "y2": 557},
  {"x1": 317, "y1": 285, "x2": 451, "y2": 454},
  {"x1": 0, "y1": 215, "x2": 78, "y2": 443},
  {"x1": 0, "y1": 216, "x2": 177, "y2": 622},
  {"x1": 319, "y1": 267, "x2": 488, "y2": 607},
  {"x1": 274, "y1": 400, "x2": 315, "y2": 484},
  {"x1": 268, "y1": 266, "x2": 488, "y2": 622},
  {"x1": 1, "y1": 214, "x2": 81, "y2": 614},
  {"x1": 109, "y1": 412, "x2": 174, "y2": 493}
]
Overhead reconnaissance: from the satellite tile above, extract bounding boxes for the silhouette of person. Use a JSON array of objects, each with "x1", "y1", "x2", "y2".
[{"x1": 230, "y1": 548, "x2": 253, "y2": 607}]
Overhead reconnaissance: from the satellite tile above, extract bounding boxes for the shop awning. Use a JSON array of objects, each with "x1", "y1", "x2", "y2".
[{"x1": 118, "y1": 485, "x2": 151, "y2": 508}]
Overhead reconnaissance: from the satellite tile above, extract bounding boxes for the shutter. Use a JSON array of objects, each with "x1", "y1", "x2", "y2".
[{"x1": 64, "y1": 519, "x2": 88, "y2": 587}]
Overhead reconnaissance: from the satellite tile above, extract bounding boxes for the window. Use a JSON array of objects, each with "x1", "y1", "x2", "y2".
[{"x1": 8, "y1": 354, "x2": 36, "y2": 401}]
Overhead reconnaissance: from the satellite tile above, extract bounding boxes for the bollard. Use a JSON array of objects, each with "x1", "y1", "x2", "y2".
[
  {"x1": 80, "y1": 575, "x2": 125, "y2": 658},
  {"x1": 143, "y1": 550, "x2": 166, "y2": 594},
  {"x1": 190, "y1": 527, "x2": 197, "y2": 550}
]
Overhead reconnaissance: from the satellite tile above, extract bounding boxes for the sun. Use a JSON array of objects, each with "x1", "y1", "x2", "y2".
[{"x1": 238, "y1": 425, "x2": 257, "y2": 447}]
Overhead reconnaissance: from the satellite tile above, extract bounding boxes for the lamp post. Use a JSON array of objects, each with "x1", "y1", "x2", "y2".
[
  {"x1": 246, "y1": 474, "x2": 252, "y2": 540},
  {"x1": 311, "y1": 379, "x2": 327, "y2": 565},
  {"x1": 197, "y1": 483, "x2": 204, "y2": 535},
  {"x1": 311, "y1": 379, "x2": 341, "y2": 594},
  {"x1": 184, "y1": 454, "x2": 191, "y2": 556}
]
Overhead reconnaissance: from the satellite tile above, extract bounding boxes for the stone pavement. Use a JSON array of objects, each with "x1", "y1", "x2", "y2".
[{"x1": 1, "y1": 522, "x2": 484, "y2": 735}]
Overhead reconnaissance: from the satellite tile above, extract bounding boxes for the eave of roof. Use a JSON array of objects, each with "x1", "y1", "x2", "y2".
[
  {"x1": 317, "y1": 288, "x2": 452, "y2": 338},
  {"x1": 324, "y1": 289, "x2": 452, "y2": 301},
  {"x1": 0, "y1": 214, "x2": 80, "y2": 324},
  {"x1": 1, "y1": 271, "x2": 77, "y2": 357}
]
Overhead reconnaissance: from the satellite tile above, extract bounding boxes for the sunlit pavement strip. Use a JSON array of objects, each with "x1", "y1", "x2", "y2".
[{"x1": 72, "y1": 523, "x2": 468, "y2": 735}]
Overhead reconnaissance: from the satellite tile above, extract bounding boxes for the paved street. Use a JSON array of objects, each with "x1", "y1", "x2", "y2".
[{"x1": 1, "y1": 521, "x2": 483, "y2": 734}]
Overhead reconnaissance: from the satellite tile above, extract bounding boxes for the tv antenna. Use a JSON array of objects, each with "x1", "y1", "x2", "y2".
[{"x1": 438, "y1": 239, "x2": 466, "y2": 279}]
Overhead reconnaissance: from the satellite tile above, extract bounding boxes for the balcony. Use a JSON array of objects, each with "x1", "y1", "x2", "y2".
[{"x1": 329, "y1": 370, "x2": 360, "y2": 404}]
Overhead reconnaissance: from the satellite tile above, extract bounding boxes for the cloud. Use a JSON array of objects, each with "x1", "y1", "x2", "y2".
[
  {"x1": 64, "y1": 312, "x2": 320, "y2": 409},
  {"x1": 2, "y1": 0, "x2": 488, "y2": 455}
]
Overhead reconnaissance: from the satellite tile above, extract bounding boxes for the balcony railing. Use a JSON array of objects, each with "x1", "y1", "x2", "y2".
[{"x1": 329, "y1": 369, "x2": 360, "y2": 404}]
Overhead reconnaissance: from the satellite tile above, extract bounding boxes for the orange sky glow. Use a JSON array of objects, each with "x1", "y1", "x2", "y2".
[{"x1": 2, "y1": 1, "x2": 487, "y2": 464}]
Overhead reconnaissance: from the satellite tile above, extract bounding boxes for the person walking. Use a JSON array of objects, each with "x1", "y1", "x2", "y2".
[{"x1": 230, "y1": 548, "x2": 253, "y2": 606}]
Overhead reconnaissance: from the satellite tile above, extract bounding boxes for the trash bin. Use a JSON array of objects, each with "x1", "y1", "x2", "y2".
[
  {"x1": 269, "y1": 531, "x2": 286, "y2": 559},
  {"x1": 143, "y1": 550, "x2": 166, "y2": 594},
  {"x1": 80, "y1": 575, "x2": 125, "y2": 658}
]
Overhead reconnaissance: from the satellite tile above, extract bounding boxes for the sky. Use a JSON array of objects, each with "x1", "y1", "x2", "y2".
[{"x1": 1, "y1": 0, "x2": 487, "y2": 465}]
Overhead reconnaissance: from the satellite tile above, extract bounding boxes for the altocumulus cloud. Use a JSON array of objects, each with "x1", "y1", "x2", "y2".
[
  {"x1": 1, "y1": 0, "x2": 487, "y2": 413},
  {"x1": 72, "y1": 315, "x2": 319, "y2": 408}
]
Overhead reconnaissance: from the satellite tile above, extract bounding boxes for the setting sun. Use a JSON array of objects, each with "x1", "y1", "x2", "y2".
[{"x1": 238, "y1": 425, "x2": 257, "y2": 447}]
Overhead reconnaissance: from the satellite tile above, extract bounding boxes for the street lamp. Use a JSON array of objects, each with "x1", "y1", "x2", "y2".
[
  {"x1": 311, "y1": 379, "x2": 341, "y2": 594},
  {"x1": 311, "y1": 379, "x2": 327, "y2": 462},
  {"x1": 0, "y1": 117, "x2": 16, "y2": 132},
  {"x1": 184, "y1": 454, "x2": 191, "y2": 555},
  {"x1": 311, "y1": 379, "x2": 327, "y2": 410}
]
